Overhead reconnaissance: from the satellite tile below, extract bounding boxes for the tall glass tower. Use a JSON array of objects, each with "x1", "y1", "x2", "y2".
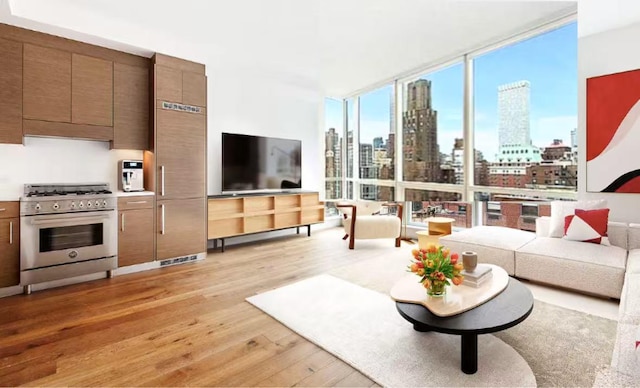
[{"x1": 498, "y1": 81, "x2": 531, "y2": 147}]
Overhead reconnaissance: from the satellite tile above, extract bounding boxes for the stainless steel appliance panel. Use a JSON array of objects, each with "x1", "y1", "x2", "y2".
[{"x1": 21, "y1": 210, "x2": 117, "y2": 270}]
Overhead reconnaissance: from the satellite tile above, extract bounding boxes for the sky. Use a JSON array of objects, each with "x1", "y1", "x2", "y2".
[{"x1": 325, "y1": 22, "x2": 578, "y2": 163}]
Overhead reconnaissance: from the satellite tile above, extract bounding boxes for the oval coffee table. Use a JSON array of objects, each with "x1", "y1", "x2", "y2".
[{"x1": 396, "y1": 277, "x2": 533, "y2": 374}]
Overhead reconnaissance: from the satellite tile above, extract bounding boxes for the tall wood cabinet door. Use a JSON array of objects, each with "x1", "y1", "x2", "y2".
[
  {"x1": 0, "y1": 38, "x2": 22, "y2": 144},
  {"x1": 72, "y1": 53, "x2": 113, "y2": 126},
  {"x1": 0, "y1": 218, "x2": 19, "y2": 288},
  {"x1": 182, "y1": 72, "x2": 206, "y2": 107},
  {"x1": 113, "y1": 63, "x2": 149, "y2": 150},
  {"x1": 23, "y1": 44, "x2": 71, "y2": 123},
  {"x1": 156, "y1": 65, "x2": 182, "y2": 103},
  {"x1": 156, "y1": 109, "x2": 206, "y2": 199},
  {"x1": 157, "y1": 199, "x2": 206, "y2": 260},
  {"x1": 118, "y1": 208, "x2": 154, "y2": 267}
]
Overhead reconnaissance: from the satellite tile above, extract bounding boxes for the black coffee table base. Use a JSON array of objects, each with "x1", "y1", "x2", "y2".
[
  {"x1": 396, "y1": 278, "x2": 534, "y2": 375},
  {"x1": 413, "y1": 322, "x2": 478, "y2": 374},
  {"x1": 461, "y1": 333, "x2": 478, "y2": 374}
]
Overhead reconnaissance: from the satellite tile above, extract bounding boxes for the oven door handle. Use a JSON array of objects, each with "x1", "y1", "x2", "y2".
[{"x1": 30, "y1": 214, "x2": 112, "y2": 226}]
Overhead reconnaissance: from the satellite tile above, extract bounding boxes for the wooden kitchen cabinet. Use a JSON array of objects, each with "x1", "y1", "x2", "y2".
[
  {"x1": 182, "y1": 72, "x2": 207, "y2": 107},
  {"x1": 118, "y1": 196, "x2": 154, "y2": 267},
  {"x1": 151, "y1": 54, "x2": 207, "y2": 262},
  {"x1": 155, "y1": 108, "x2": 206, "y2": 200},
  {"x1": 0, "y1": 202, "x2": 19, "y2": 288},
  {"x1": 72, "y1": 53, "x2": 113, "y2": 127},
  {"x1": 0, "y1": 38, "x2": 22, "y2": 144},
  {"x1": 156, "y1": 65, "x2": 182, "y2": 103},
  {"x1": 156, "y1": 198, "x2": 206, "y2": 261},
  {"x1": 23, "y1": 43, "x2": 71, "y2": 123},
  {"x1": 113, "y1": 63, "x2": 150, "y2": 150}
]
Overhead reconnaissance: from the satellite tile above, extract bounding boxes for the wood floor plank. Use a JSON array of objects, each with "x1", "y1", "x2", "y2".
[
  {"x1": 257, "y1": 347, "x2": 338, "y2": 386},
  {"x1": 334, "y1": 370, "x2": 377, "y2": 387},
  {"x1": 0, "y1": 228, "x2": 406, "y2": 387},
  {"x1": 294, "y1": 358, "x2": 356, "y2": 387}
]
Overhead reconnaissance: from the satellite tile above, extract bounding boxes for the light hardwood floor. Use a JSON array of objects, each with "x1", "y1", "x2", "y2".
[{"x1": 0, "y1": 228, "x2": 384, "y2": 387}]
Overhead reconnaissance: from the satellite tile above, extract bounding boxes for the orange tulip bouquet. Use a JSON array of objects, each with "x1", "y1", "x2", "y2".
[{"x1": 408, "y1": 244, "x2": 464, "y2": 297}]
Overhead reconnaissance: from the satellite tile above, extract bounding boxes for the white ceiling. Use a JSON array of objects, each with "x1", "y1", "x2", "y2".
[
  {"x1": 577, "y1": 0, "x2": 640, "y2": 37},
  {"x1": 2, "y1": 0, "x2": 577, "y2": 97}
]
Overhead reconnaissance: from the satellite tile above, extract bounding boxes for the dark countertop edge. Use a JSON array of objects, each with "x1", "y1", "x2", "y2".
[{"x1": 208, "y1": 190, "x2": 318, "y2": 199}]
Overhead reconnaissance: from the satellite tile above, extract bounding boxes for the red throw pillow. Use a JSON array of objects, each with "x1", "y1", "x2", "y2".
[{"x1": 563, "y1": 208, "x2": 610, "y2": 245}]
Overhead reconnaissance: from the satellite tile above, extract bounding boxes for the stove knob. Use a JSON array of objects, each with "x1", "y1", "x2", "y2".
[
  {"x1": 87, "y1": 202, "x2": 92, "y2": 208},
  {"x1": 102, "y1": 200, "x2": 108, "y2": 207},
  {"x1": 95, "y1": 201, "x2": 100, "y2": 207},
  {"x1": 35, "y1": 203, "x2": 41, "y2": 211},
  {"x1": 52, "y1": 203, "x2": 59, "y2": 210},
  {"x1": 79, "y1": 202, "x2": 84, "y2": 208},
  {"x1": 70, "y1": 202, "x2": 76, "y2": 209}
]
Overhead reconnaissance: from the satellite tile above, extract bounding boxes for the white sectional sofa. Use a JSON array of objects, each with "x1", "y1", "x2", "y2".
[
  {"x1": 598, "y1": 223, "x2": 640, "y2": 385},
  {"x1": 440, "y1": 217, "x2": 628, "y2": 298},
  {"x1": 439, "y1": 220, "x2": 640, "y2": 385}
]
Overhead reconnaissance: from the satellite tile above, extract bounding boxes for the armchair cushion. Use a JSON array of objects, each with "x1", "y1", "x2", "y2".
[
  {"x1": 337, "y1": 200, "x2": 384, "y2": 217},
  {"x1": 343, "y1": 215, "x2": 401, "y2": 240}
]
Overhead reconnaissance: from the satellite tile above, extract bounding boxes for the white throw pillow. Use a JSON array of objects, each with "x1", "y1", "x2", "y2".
[{"x1": 548, "y1": 199, "x2": 607, "y2": 238}]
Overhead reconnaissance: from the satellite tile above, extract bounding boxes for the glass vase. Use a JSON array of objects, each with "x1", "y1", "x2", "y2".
[{"x1": 427, "y1": 280, "x2": 447, "y2": 297}]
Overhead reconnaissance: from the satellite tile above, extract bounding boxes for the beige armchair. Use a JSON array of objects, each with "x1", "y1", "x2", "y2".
[{"x1": 336, "y1": 200, "x2": 404, "y2": 249}]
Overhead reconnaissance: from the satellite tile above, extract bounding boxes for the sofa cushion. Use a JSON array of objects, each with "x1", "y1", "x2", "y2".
[
  {"x1": 629, "y1": 224, "x2": 640, "y2": 251},
  {"x1": 549, "y1": 199, "x2": 607, "y2": 238},
  {"x1": 609, "y1": 222, "x2": 630, "y2": 250},
  {"x1": 518, "y1": 237, "x2": 627, "y2": 270},
  {"x1": 620, "y1": 273, "x2": 640, "y2": 322},
  {"x1": 610, "y1": 321, "x2": 640, "y2": 378},
  {"x1": 515, "y1": 237, "x2": 626, "y2": 298},
  {"x1": 563, "y1": 208, "x2": 610, "y2": 245},
  {"x1": 627, "y1": 250, "x2": 640, "y2": 274},
  {"x1": 439, "y1": 226, "x2": 535, "y2": 276},
  {"x1": 441, "y1": 226, "x2": 535, "y2": 250}
]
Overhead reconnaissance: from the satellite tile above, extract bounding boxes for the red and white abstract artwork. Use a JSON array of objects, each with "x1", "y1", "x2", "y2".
[{"x1": 587, "y1": 69, "x2": 640, "y2": 193}]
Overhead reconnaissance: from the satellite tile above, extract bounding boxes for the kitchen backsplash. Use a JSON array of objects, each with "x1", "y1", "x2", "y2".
[{"x1": 0, "y1": 137, "x2": 143, "y2": 200}]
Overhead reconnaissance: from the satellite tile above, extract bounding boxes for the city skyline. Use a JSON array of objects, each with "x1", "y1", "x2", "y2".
[{"x1": 325, "y1": 22, "x2": 577, "y2": 163}]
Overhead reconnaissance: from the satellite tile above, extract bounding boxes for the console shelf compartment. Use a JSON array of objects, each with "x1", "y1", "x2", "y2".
[{"x1": 207, "y1": 192, "x2": 324, "y2": 251}]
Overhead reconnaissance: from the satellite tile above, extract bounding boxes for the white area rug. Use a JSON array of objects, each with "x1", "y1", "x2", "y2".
[{"x1": 247, "y1": 274, "x2": 536, "y2": 387}]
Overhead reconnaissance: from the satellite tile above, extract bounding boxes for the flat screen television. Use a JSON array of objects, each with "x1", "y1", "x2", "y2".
[{"x1": 222, "y1": 133, "x2": 302, "y2": 193}]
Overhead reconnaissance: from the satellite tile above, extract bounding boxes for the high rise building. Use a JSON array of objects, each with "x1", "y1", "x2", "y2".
[
  {"x1": 452, "y1": 138, "x2": 464, "y2": 184},
  {"x1": 498, "y1": 81, "x2": 531, "y2": 147},
  {"x1": 373, "y1": 137, "x2": 385, "y2": 150},
  {"x1": 491, "y1": 80, "x2": 541, "y2": 187},
  {"x1": 570, "y1": 128, "x2": 577, "y2": 149},
  {"x1": 359, "y1": 143, "x2": 376, "y2": 179},
  {"x1": 402, "y1": 79, "x2": 439, "y2": 182},
  {"x1": 325, "y1": 127, "x2": 342, "y2": 199},
  {"x1": 347, "y1": 131, "x2": 354, "y2": 178}
]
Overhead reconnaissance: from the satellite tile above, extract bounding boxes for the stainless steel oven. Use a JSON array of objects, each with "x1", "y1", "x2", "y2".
[{"x1": 20, "y1": 184, "x2": 118, "y2": 293}]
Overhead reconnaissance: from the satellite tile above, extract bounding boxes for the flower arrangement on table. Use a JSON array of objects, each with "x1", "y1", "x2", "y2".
[{"x1": 408, "y1": 244, "x2": 464, "y2": 297}]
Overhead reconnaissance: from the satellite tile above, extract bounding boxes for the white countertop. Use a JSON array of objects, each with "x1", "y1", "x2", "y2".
[{"x1": 116, "y1": 191, "x2": 155, "y2": 197}]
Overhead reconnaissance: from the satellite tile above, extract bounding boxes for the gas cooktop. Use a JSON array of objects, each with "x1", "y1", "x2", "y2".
[
  {"x1": 20, "y1": 183, "x2": 116, "y2": 215},
  {"x1": 23, "y1": 183, "x2": 114, "y2": 198}
]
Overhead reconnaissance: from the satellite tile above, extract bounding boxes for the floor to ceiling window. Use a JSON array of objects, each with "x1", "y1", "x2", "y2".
[
  {"x1": 402, "y1": 63, "x2": 464, "y2": 188},
  {"x1": 472, "y1": 22, "x2": 577, "y2": 228},
  {"x1": 359, "y1": 85, "x2": 395, "y2": 187},
  {"x1": 324, "y1": 98, "x2": 343, "y2": 216},
  {"x1": 324, "y1": 18, "x2": 577, "y2": 231}
]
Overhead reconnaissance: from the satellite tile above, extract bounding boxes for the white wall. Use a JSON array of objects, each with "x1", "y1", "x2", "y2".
[
  {"x1": 0, "y1": 138, "x2": 142, "y2": 200},
  {"x1": 578, "y1": 21, "x2": 640, "y2": 223},
  {"x1": 206, "y1": 65, "x2": 323, "y2": 195}
]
